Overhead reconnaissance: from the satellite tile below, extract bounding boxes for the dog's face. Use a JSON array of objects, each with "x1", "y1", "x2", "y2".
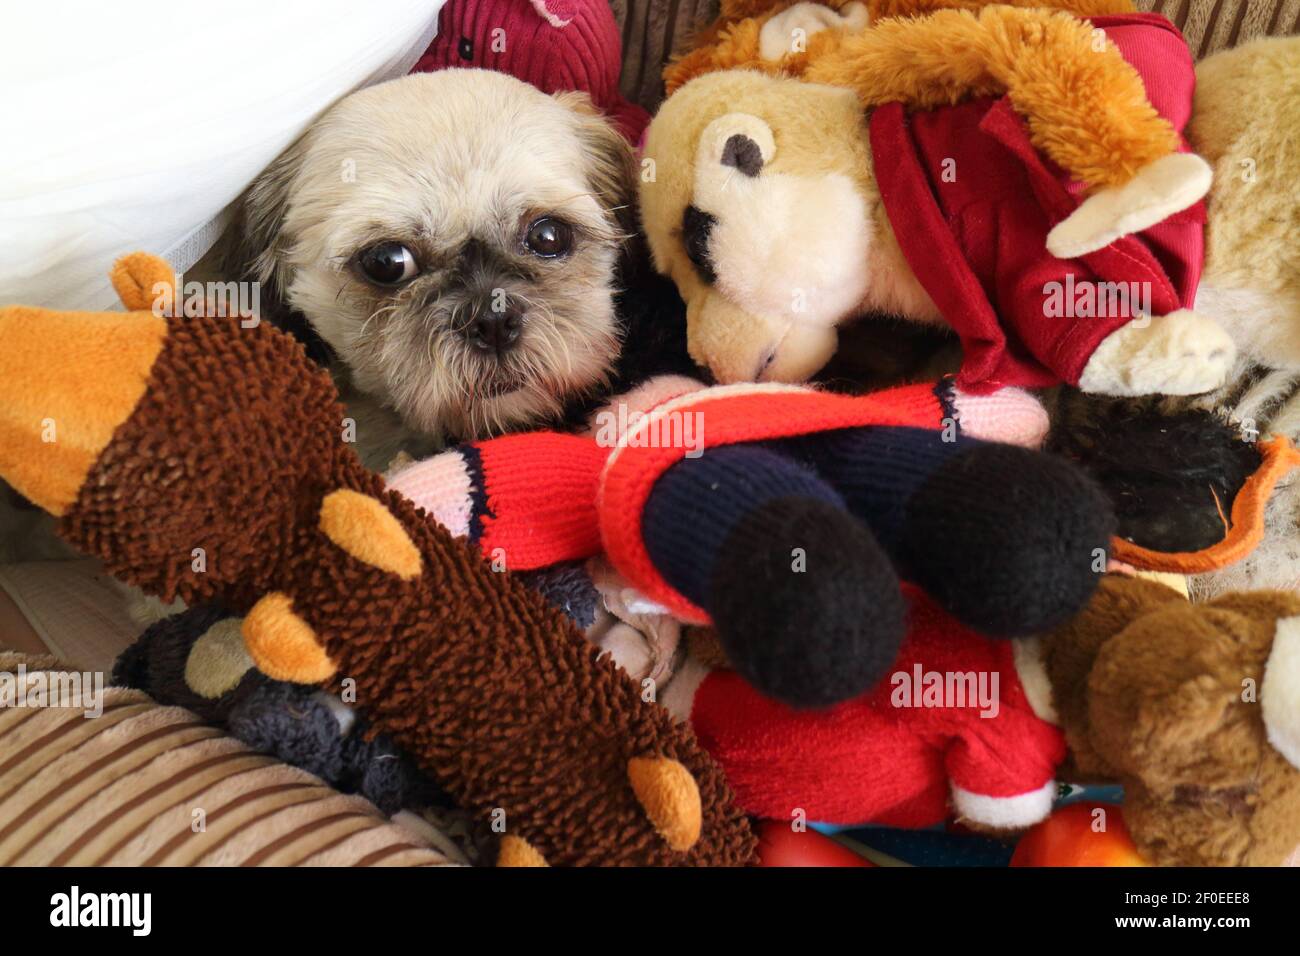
[{"x1": 238, "y1": 69, "x2": 634, "y2": 441}]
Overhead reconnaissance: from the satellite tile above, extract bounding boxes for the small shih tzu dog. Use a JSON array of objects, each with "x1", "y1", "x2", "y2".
[{"x1": 231, "y1": 68, "x2": 639, "y2": 466}]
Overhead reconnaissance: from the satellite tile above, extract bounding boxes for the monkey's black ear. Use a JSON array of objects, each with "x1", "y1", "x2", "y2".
[
  {"x1": 223, "y1": 135, "x2": 332, "y2": 364},
  {"x1": 720, "y1": 134, "x2": 764, "y2": 177}
]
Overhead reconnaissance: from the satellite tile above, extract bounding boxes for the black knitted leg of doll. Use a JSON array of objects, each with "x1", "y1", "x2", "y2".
[
  {"x1": 776, "y1": 426, "x2": 1116, "y2": 637},
  {"x1": 643, "y1": 444, "x2": 906, "y2": 709}
]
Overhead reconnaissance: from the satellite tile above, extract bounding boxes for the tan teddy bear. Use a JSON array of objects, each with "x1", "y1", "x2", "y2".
[{"x1": 1040, "y1": 576, "x2": 1300, "y2": 866}]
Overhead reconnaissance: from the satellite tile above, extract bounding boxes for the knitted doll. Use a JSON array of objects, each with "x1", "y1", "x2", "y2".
[
  {"x1": 662, "y1": 2, "x2": 1211, "y2": 258},
  {"x1": 412, "y1": 0, "x2": 651, "y2": 142},
  {"x1": 387, "y1": 375, "x2": 1116, "y2": 709}
]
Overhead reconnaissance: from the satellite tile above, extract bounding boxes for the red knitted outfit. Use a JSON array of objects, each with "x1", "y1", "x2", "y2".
[
  {"x1": 871, "y1": 13, "x2": 1205, "y2": 392},
  {"x1": 404, "y1": 381, "x2": 949, "y2": 619},
  {"x1": 387, "y1": 381, "x2": 1069, "y2": 829},
  {"x1": 690, "y1": 589, "x2": 1065, "y2": 827}
]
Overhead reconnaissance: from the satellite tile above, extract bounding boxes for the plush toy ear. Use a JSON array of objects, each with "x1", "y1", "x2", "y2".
[
  {"x1": 110, "y1": 252, "x2": 176, "y2": 313},
  {"x1": 694, "y1": 113, "x2": 776, "y2": 209}
]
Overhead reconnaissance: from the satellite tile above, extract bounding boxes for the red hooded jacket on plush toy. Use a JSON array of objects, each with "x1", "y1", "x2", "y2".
[
  {"x1": 871, "y1": 13, "x2": 1205, "y2": 392},
  {"x1": 412, "y1": 0, "x2": 651, "y2": 142}
]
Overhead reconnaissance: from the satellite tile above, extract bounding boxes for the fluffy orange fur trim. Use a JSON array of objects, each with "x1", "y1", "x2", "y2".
[
  {"x1": 806, "y1": 7, "x2": 1177, "y2": 188},
  {"x1": 667, "y1": 0, "x2": 1137, "y2": 93}
]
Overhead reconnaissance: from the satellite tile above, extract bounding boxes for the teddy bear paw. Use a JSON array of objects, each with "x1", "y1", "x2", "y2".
[
  {"x1": 1047, "y1": 153, "x2": 1213, "y2": 259},
  {"x1": 1078, "y1": 310, "x2": 1236, "y2": 397}
]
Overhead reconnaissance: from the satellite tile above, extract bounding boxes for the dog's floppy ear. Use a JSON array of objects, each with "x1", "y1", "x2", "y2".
[
  {"x1": 553, "y1": 91, "x2": 638, "y2": 239},
  {"x1": 228, "y1": 138, "x2": 300, "y2": 308},
  {"x1": 224, "y1": 136, "x2": 332, "y2": 361}
]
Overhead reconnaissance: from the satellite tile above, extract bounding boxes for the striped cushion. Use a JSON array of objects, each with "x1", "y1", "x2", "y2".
[{"x1": 0, "y1": 654, "x2": 455, "y2": 867}]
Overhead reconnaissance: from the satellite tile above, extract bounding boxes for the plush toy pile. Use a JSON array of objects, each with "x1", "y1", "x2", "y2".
[{"x1": 4, "y1": 3, "x2": 1300, "y2": 867}]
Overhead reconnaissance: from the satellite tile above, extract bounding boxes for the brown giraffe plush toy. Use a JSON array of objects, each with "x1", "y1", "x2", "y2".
[{"x1": 0, "y1": 253, "x2": 756, "y2": 867}]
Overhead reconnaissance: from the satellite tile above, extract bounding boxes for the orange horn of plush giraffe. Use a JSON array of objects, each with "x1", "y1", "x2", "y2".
[{"x1": 0, "y1": 253, "x2": 755, "y2": 867}]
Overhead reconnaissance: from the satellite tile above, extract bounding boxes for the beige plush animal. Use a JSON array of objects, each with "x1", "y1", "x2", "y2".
[
  {"x1": 638, "y1": 31, "x2": 1299, "y2": 398},
  {"x1": 1181, "y1": 36, "x2": 1300, "y2": 597},
  {"x1": 1188, "y1": 37, "x2": 1300, "y2": 379}
]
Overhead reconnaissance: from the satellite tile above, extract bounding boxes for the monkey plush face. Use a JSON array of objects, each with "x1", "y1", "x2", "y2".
[{"x1": 641, "y1": 71, "x2": 901, "y2": 384}]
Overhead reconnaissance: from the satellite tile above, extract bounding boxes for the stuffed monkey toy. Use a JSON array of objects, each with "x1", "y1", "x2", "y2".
[{"x1": 663, "y1": 1, "x2": 1211, "y2": 259}]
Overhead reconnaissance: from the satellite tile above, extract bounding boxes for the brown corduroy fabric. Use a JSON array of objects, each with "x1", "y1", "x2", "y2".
[
  {"x1": 1136, "y1": 0, "x2": 1300, "y2": 59},
  {"x1": 612, "y1": 0, "x2": 721, "y2": 111},
  {"x1": 0, "y1": 657, "x2": 453, "y2": 867},
  {"x1": 29, "y1": 274, "x2": 755, "y2": 866}
]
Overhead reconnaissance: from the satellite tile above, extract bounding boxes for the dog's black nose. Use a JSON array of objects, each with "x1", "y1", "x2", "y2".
[{"x1": 468, "y1": 304, "x2": 522, "y2": 355}]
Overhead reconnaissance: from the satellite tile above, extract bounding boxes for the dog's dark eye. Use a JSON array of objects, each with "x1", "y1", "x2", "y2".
[
  {"x1": 524, "y1": 218, "x2": 573, "y2": 258},
  {"x1": 357, "y1": 241, "x2": 419, "y2": 285}
]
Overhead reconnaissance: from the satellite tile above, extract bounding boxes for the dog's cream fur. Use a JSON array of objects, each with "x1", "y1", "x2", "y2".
[{"x1": 234, "y1": 69, "x2": 634, "y2": 466}]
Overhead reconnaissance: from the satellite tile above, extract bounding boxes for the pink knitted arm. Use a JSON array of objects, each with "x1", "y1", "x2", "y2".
[{"x1": 950, "y1": 386, "x2": 1050, "y2": 448}]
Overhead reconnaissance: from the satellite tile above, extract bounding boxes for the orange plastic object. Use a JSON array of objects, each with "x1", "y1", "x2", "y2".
[{"x1": 1011, "y1": 803, "x2": 1148, "y2": 867}]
